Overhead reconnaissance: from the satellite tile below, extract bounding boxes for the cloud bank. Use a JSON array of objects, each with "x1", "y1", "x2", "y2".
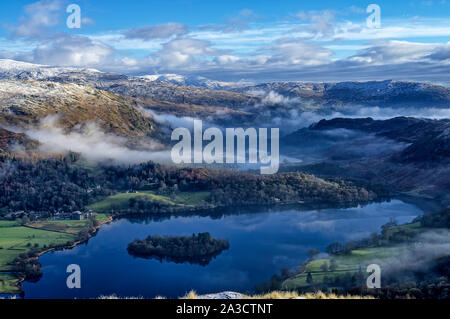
[
  {"x1": 24, "y1": 116, "x2": 171, "y2": 165},
  {"x1": 2, "y1": 0, "x2": 450, "y2": 83}
]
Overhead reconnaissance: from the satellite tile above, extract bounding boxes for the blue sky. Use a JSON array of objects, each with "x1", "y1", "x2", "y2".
[{"x1": 1, "y1": 0, "x2": 450, "y2": 83}]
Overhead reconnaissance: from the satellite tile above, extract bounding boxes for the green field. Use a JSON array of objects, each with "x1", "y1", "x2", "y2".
[
  {"x1": 0, "y1": 221, "x2": 76, "y2": 269},
  {"x1": 282, "y1": 222, "x2": 424, "y2": 290},
  {"x1": 0, "y1": 273, "x2": 20, "y2": 294},
  {"x1": 282, "y1": 248, "x2": 394, "y2": 290},
  {"x1": 87, "y1": 191, "x2": 211, "y2": 213},
  {"x1": 0, "y1": 214, "x2": 111, "y2": 294}
]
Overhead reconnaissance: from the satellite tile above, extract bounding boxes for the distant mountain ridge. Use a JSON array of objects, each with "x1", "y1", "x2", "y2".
[
  {"x1": 0, "y1": 59, "x2": 103, "y2": 81},
  {"x1": 138, "y1": 74, "x2": 251, "y2": 90},
  {"x1": 1, "y1": 59, "x2": 450, "y2": 109},
  {"x1": 287, "y1": 117, "x2": 450, "y2": 164},
  {"x1": 237, "y1": 80, "x2": 450, "y2": 107},
  {"x1": 0, "y1": 60, "x2": 258, "y2": 109}
]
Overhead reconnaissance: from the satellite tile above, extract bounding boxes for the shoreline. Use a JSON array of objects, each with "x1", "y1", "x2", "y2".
[
  {"x1": 12, "y1": 216, "x2": 114, "y2": 293},
  {"x1": 6, "y1": 195, "x2": 434, "y2": 296}
]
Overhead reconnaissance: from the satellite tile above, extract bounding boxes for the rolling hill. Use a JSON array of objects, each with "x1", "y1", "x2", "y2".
[{"x1": 0, "y1": 79, "x2": 161, "y2": 139}]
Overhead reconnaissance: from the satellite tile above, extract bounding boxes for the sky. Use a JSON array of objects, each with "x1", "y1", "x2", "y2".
[{"x1": 0, "y1": 0, "x2": 450, "y2": 83}]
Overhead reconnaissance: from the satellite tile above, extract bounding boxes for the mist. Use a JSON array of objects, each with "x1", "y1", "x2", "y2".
[
  {"x1": 248, "y1": 89, "x2": 301, "y2": 107},
  {"x1": 22, "y1": 115, "x2": 172, "y2": 165},
  {"x1": 267, "y1": 107, "x2": 450, "y2": 134},
  {"x1": 141, "y1": 108, "x2": 198, "y2": 130},
  {"x1": 239, "y1": 90, "x2": 450, "y2": 134},
  {"x1": 363, "y1": 229, "x2": 450, "y2": 282}
]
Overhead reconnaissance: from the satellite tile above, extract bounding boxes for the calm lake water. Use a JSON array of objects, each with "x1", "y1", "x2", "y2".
[{"x1": 22, "y1": 200, "x2": 422, "y2": 299}]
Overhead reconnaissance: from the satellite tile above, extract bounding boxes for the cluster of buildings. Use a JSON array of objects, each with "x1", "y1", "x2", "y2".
[
  {"x1": 2, "y1": 210, "x2": 96, "y2": 221},
  {"x1": 52, "y1": 210, "x2": 95, "y2": 220}
]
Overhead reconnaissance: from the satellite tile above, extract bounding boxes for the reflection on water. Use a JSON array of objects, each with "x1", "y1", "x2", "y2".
[{"x1": 22, "y1": 199, "x2": 422, "y2": 299}]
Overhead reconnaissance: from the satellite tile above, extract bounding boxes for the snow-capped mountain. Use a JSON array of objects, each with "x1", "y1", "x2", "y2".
[
  {"x1": 1, "y1": 59, "x2": 450, "y2": 109},
  {"x1": 237, "y1": 80, "x2": 450, "y2": 107},
  {"x1": 0, "y1": 59, "x2": 102, "y2": 81},
  {"x1": 137, "y1": 73, "x2": 249, "y2": 90},
  {"x1": 0, "y1": 59, "x2": 244, "y2": 90},
  {"x1": 0, "y1": 79, "x2": 160, "y2": 138},
  {"x1": 0, "y1": 59, "x2": 257, "y2": 108}
]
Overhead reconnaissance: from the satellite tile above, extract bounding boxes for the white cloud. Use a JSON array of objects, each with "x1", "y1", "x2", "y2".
[
  {"x1": 32, "y1": 35, "x2": 114, "y2": 67},
  {"x1": 214, "y1": 55, "x2": 241, "y2": 65},
  {"x1": 4, "y1": 1, "x2": 450, "y2": 83},
  {"x1": 267, "y1": 39, "x2": 333, "y2": 65},
  {"x1": 153, "y1": 38, "x2": 221, "y2": 69},
  {"x1": 348, "y1": 40, "x2": 440, "y2": 64},
  {"x1": 199, "y1": 9, "x2": 259, "y2": 33},
  {"x1": 124, "y1": 22, "x2": 189, "y2": 40},
  {"x1": 248, "y1": 90, "x2": 300, "y2": 106},
  {"x1": 427, "y1": 43, "x2": 450, "y2": 61},
  {"x1": 14, "y1": 0, "x2": 63, "y2": 38},
  {"x1": 295, "y1": 10, "x2": 337, "y2": 39}
]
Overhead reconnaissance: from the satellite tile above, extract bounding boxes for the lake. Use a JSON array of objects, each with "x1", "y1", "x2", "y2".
[{"x1": 22, "y1": 199, "x2": 422, "y2": 299}]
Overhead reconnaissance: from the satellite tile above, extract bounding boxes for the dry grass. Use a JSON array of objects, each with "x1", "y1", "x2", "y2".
[
  {"x1": 247, "y1": 291, "x2": 374, "y2": 299},
  {"x1": 181, "y1": 290, "x2": 374, "y2": 300},
  {"x1": 298, "y1": 291, "x2": 374, "y2": 299},
  {"x1": 97, "y1": 290, "x2": 375, "y2": 300},
  {"x1": 181, "y1": 290, "x2": 200, "y2": 299},
  {"x1": 245, "y1": 291, "x2": 301, "y2": 299}
]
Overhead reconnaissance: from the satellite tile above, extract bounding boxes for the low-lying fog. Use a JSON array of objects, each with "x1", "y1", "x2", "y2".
[{"x1": 3, "y1": 94, "x2": 449, "y2": 168}]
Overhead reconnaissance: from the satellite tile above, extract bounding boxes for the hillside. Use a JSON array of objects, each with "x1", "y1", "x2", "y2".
[
  {"x1": 3, "y1": 60, "x2": 450, "y2": 112},
  {"x1": 308, "y1": 117, "x2": 450, "y2": 163},
  {"x1": 237, "y1": 80, "x2": 450, "y2": 107},
  {"x1": 0, "y1": 59, "x2": 258, "y2": 108},
  {"x1": 0, "y1": 79, "x2": 161, "y2": 140},
  {"x1": 282, "y1": 117, "x2": 450, "y2": 207},
  {"x1": 0, "y1": 127, "x2": 37, "y2": 156},
  {"x1": 280, "y1": 208, "x2": 450, "y2": 299}
]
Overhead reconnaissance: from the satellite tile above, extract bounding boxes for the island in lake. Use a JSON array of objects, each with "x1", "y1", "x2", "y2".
[{"x1": 127, "y1": 233, "x2": 230, "y2": 266}]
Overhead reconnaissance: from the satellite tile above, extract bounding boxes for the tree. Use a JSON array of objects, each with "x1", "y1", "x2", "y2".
[
  {"x1": 326, "y1": 242, "x2": 344, "y2": 255},
  {"x1": 320, "y1": 262, "x2": 328, "y2": 272},
  {"x1": 356, "y1": 265, "x2": 365, "y2": 287},
  {"x1": 19, "y1": 216, "x2": 30, "y2": 226},
  {"x1": 307, "y1": 249, "x2": 320, "y2": 260},
  {"x1": 281, "y1": 268, "x2": 294, "y2": 279},
  {"x1": 329, "y1": 259, "x2": 338, "y2": 271},
  {"x1": 86, "y1": 214, "x2": 99, "y2": 229},
  {"x1": 370, "y1": 232, "x2": 379, "y2": 246},
  {"x1": 306, "y1": 272, "x2": 313, "y2": 284}
]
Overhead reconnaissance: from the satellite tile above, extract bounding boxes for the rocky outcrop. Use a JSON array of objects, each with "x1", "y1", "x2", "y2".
[{"x1": 195, "y1": 292, "x2": 245, "y2": 299}]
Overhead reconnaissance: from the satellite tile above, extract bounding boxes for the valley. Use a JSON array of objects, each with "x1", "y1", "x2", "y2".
[{"x1": 279, "y1": 207, "x2": 450, "y2": 299}]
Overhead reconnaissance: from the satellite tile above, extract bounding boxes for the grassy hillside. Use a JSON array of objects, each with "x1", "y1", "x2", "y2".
[
  {"x1": 0, "y1": 80, "x2": 161, "y2": 140},
  {"x1": 0, "y1": 215, "x2": 110, "y2": 294},
  {"x1": 0, "y1": 221, "x2": 75, "y2": 270},
  {"x1": 87, "y1": 191, "x2": 211, "y2": 213},
  {"x1": 281, "y1": 221, "x2": 428, "y2": 291},
  {"x1": 0, "y1": 273, "x2": 20, "y2": 294},
  {"x1": 282, "y1": 246, "x2": 402, "y2": 289}
]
